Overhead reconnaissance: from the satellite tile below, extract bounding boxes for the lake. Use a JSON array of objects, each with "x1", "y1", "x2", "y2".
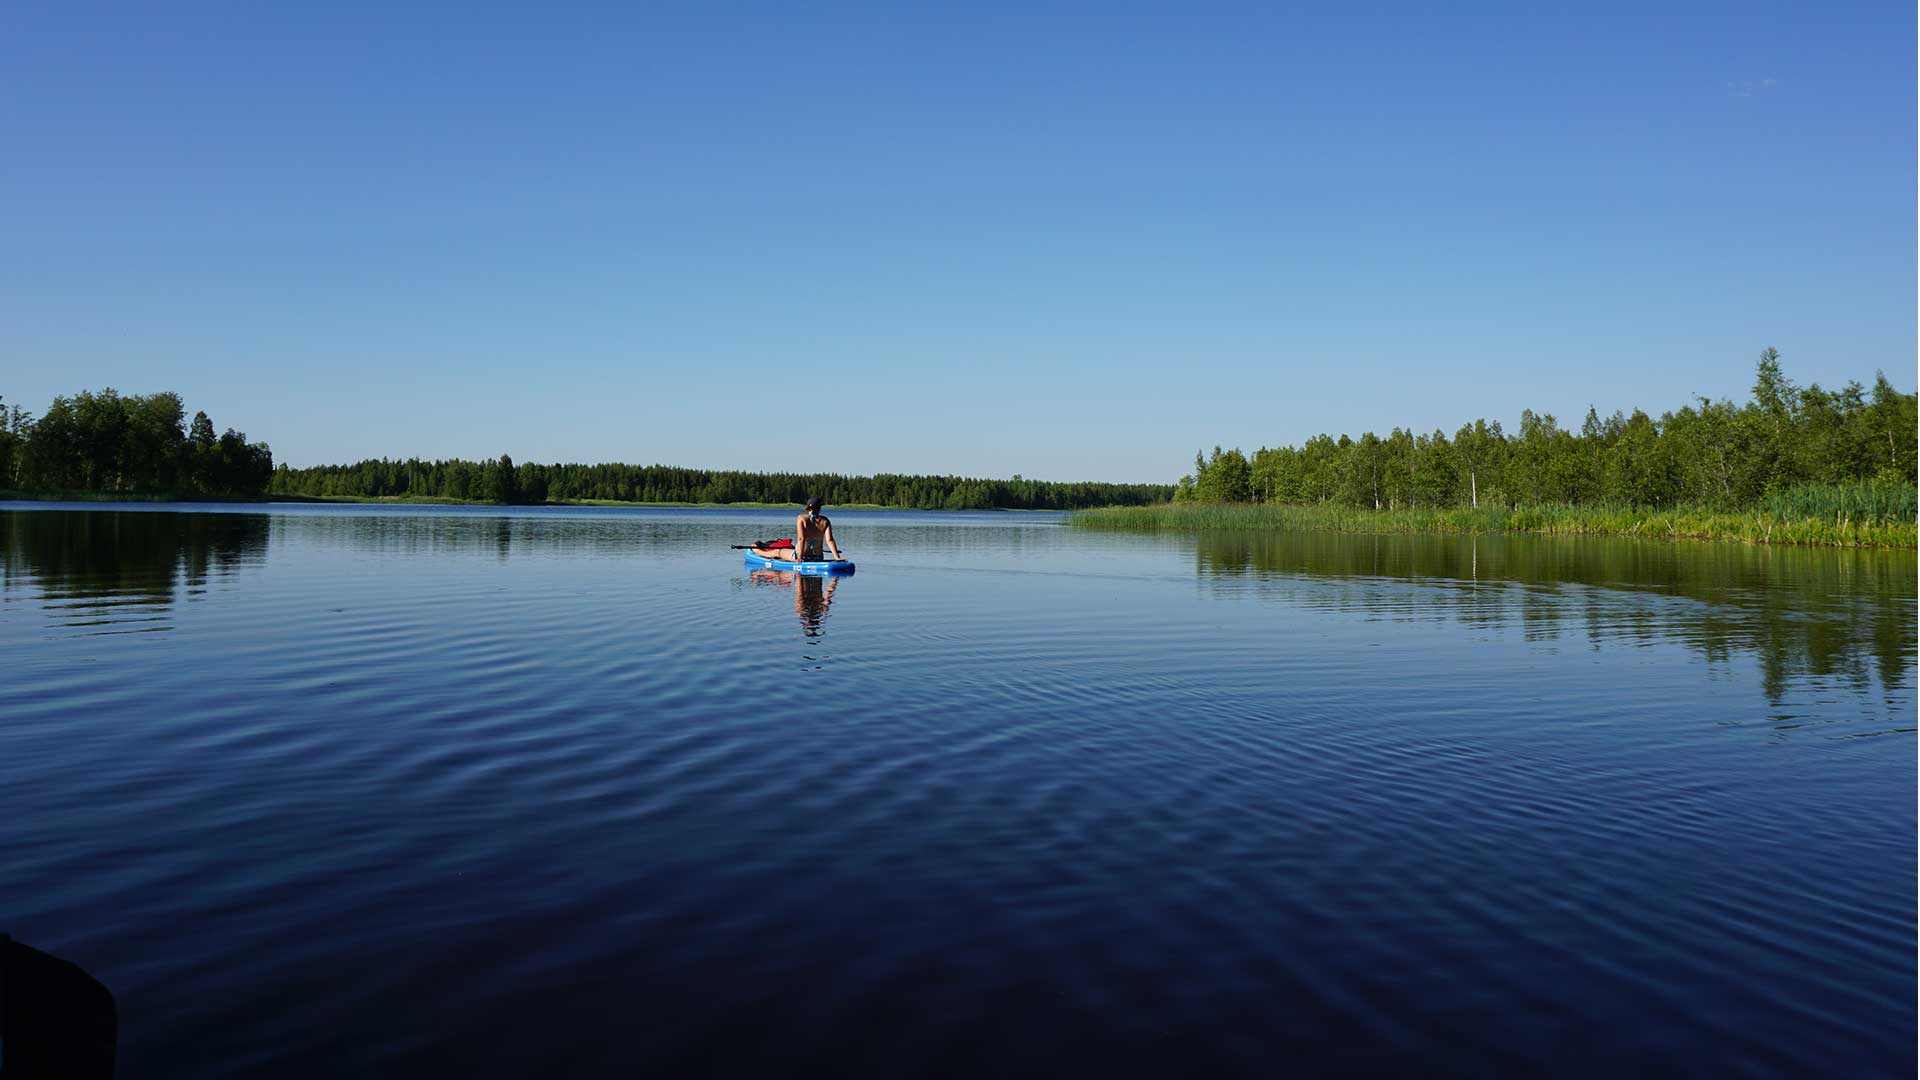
[{"x1": 2, "y1": 503, "x2": 1913, "y2": 1077}]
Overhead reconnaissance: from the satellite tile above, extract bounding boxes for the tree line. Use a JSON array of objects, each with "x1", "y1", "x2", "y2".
[
  {"x1": 0, "y1": 389, "x2": 273, "y2": 497},
  {"x1": 269, "y1": 457, "x2": 1173, "y2": 510},
  {"x1": 1178, "y1": 351, "x2": 1916, "y2": 512},
  {"x1": 0, "y1": 386, "x2": 1173, "y2": 509}
]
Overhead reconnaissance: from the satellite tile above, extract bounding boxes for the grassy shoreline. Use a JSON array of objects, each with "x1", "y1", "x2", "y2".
[{"x1": 1070, "y1": 502, "x2": 1918, "y2": 549}]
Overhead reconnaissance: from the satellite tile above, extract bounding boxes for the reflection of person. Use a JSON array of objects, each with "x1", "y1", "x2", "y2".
[
  {"x1": 750, "y1": 497, "x2": 843, "y2": 562},
  {"x1": 795, "y1": 574, "x2": 837, "y2": 636},
  {"x1": 746, "y1": 567, "x2": 839, "y2": 636}
]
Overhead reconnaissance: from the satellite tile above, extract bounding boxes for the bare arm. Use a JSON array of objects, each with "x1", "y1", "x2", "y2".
[{"x1": 823, "y1": 519, "x2": 841, "y2": 559}]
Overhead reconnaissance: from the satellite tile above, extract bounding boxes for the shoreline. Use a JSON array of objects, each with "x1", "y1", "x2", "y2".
[
  {"x1": 1069, "y1": 502, "x2": 1919, "y2": 550},
  {"x1": 0, "y1": 490, "x2": 1045, "y2": 512},
  {"x1": 10, "y1": 490, "x2": 1909, "y2": 546}
]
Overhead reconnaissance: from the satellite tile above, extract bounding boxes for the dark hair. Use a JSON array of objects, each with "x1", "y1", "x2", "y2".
[{"x1": 805, "y1": 497, "x2": 823, "y2": 511}]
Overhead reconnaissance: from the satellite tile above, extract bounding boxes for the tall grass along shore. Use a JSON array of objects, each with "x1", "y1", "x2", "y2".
[{"x1": 1073, "y1": 484, "x2": 1918, "y2": 550}]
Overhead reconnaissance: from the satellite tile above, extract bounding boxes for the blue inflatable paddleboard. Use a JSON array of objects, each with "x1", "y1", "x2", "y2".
[{"x1": 744, "y1": 551, "x2": 855, "y2": 575}]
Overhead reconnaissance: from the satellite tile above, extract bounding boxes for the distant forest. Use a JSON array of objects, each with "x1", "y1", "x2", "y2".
[
  {"x1": 268, "y1": 459, "x2": 1173, "y2": 510},
  {"x1": 0, "y1": 389, "x2": 273, "y2": 497},
  {"x1": 10, "y1": 352, "x2": 1911, "y2": 515},
  {"x1": 1179, "y1": 351, "x2": 1917, "y2": 511},
  {"x1": 0, "y1": 387, "x2": 1171, "y2": 509}
]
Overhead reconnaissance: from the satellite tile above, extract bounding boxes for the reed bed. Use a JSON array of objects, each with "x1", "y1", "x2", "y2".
[
  {"x1": 1071, "y1": 499, "x2": 1918, "y2": 549},
  {"x1": 1758, "y1": 480, "x2": 1916, "y2": 525}
]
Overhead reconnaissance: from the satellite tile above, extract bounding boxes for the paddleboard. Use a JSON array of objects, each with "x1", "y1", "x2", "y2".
[{"x1": 744, "y1": 551, "x2": 855, "y2": 575}]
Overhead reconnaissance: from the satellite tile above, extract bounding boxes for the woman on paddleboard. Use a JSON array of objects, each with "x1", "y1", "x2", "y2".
[{"x1": 751, "y1": 497, "x2": 843, "y2": 563}]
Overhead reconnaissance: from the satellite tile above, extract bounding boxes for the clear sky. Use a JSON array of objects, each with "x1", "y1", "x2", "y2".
[{"x1": 2, "y1": 2, "x2": 1913, "y2": 482}]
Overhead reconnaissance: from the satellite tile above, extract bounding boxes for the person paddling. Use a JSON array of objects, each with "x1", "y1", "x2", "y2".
[{"x1": 751, "y1": 497, "x2": 843, "y2": 563}]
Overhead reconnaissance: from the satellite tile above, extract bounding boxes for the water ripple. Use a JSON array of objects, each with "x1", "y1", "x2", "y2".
[{"x1": 0, "y1": 506, "x2": 1911, "y2": 1077}]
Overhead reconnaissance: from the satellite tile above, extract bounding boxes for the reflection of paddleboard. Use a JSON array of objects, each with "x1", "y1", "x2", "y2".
[{"x1": 744, "y1": 551, "x2": 855, "y2": 575}]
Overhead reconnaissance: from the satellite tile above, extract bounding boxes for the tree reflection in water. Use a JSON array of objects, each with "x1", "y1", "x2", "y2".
[
  {"x1": 1188, "y1": 529, "x2": 1916, "y2": 710},
  {"x1": 1, "y1": 510, "x2": 270, "y2": 629}
]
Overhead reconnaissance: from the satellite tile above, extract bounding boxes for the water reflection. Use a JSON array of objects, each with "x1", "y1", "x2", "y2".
[
  {"x1": 263, "y1": 512, "x2": 658, "y2": 559},
  {"x1": 748, "y1": 568, "x2": 842, "y2": 638},
  {"x1": 1189, "y1": 529, "x2": 1917, "y2": 709},
  {"x1": 0, "y1": 510, "x2": 270, "y2": 633},
  {"x1": 253, "y1": 511, "x2": 747, "y2": 562}
]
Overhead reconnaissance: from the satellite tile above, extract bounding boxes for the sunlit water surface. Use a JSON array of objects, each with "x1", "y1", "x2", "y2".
[{"x1": 3, "y1": 504, "x2": 1913, "y2": 1077}]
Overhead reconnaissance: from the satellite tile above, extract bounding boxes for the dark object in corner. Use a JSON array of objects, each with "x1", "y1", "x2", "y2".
[{"x1": 1, "y1": 934, "x2": 118, "y2": 1079}]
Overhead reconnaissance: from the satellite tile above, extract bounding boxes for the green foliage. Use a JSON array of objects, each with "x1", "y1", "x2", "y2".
[
  {"x1": 269, "y1": 458, "x2": 1174, "y2": 509},
  {"x1": 1760, "y1": 480, "x2": 1916, "y2": 525},
  {"x1": 0, "y1": 395, "x2": 27, "y2": 489},
  {"x1": 486, "y1": 454, "x2": 518, "y2": 505},
  {"x1": 1173, "y1": 351, "x2": 1916, "y2": 517},
  {"x1": 1181, "y1": 446, "x2": 1252, "y2": 502},
  {"x1": 0, "y1": 388, "x2": 270, "y2": 497}
]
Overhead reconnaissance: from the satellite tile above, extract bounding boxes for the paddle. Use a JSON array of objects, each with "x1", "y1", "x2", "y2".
[{"x1": 733, "y1": 544, "x2": 847, "y2": 558}]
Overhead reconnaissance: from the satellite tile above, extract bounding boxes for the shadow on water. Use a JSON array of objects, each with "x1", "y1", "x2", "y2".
[
  {"x1": 0, "y1": 511, "x2": 270, "y2": 626},
  {"x1": 0, "y1": 934, "x2": 118, "y2": 1080},
  {"x1": 1189, "y1": 529, "x2": 1917, "y2": 708}
]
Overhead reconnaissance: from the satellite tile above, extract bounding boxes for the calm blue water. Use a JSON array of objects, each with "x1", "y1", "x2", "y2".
[{"x1": 3, "y1": 504, "x2": 1914, "y2": 1077}]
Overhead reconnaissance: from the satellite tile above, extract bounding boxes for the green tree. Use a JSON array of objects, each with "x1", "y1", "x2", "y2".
[
  {"x1": 1864, "y1": 371, "x2": 1918, "y2": 483},
  {"x1": 1452, "y1": 419, "x2": 1503, "y2": 508},
  {"x1": 1666, "y1": 397, "x2": 1764, "y2": 508},
  {"x1": 1251, "y1": 445, "x2": 1305, "y2": 504},
  {"x1": 1506, "y1": 410, "x2": 1559, "y2": 504},
  {"x1": 1192, "y1": 446, "x2": 1253, "y2": 502},
  {"x1": 0, "y1": 395, "x2": 16, "y2": 488},
  {"x1": 1381, "y1": 428, "x2": 1417, "y2": 509},
  {"x1": 1748, "y1": 347, "x2": 1797, "y2": 488},
  {"x1": 490, "y1": 454, "x2": 518, "y2": 503},
  {"x1": 1599, "y1": 410, "x2": 1673, "y2": 506},
  {"x1": 26, "y1": 395, "x2": 84, "y2": 489},
  {"x1": 1752, "y1": 346, "x2": 1793, "y2": 418},
  {"x1": 1297, "y1": 434, "x2": 1343, "y2": 503},
  {"x1": 445, "y1": 461, "x2": 473, "y2": 501},
  {"x1": 72, "y1": 388, "x2": 132, "y2": 490},
  {"x1": 1411, "y1": 429, "x2": 1459, "y2": 508},
  {"x1": 128, "y1": 392, "x2": 187, "y2": 491},
  {"x1": 1338, "y1": 432, "x2": 1384, "y2": 508},
  {"x1": 188, "y1": 411, "x2": 217, "y2": 493}
]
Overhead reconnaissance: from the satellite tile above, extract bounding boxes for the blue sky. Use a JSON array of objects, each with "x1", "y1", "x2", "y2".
[{"x1": 2, "y1": 2, "x2": 1912, "y2": 482}]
